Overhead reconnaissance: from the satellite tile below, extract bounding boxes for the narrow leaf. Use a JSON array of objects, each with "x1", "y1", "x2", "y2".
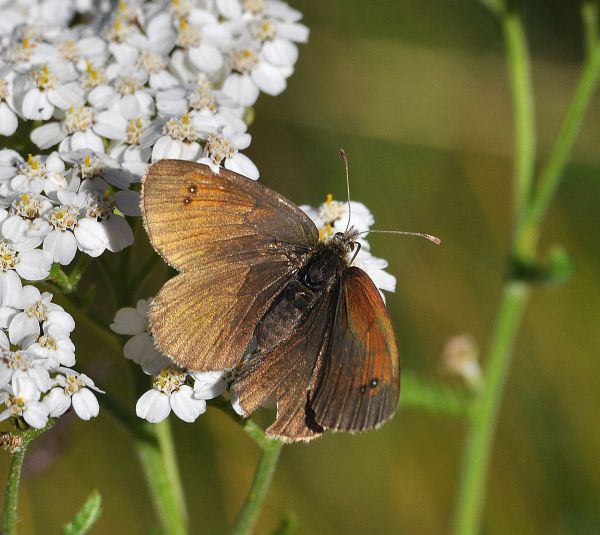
[{"x1": 62, "y1": 491, "x2": 102, "y2": 535}]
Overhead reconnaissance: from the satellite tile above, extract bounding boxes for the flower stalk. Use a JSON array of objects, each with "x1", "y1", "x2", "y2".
[
  {"x1": 1, "y1": 422, "x2": 55, "y2": 535},
  {"x1": 230, "y1": 421, "x2": 283, "y2": 535},
  {"x1": 454, "y1": 3, "x2": 600, "y2": 534},
  {"x1": 133, "y1": 420, "x2": 189, "y2": 535}
]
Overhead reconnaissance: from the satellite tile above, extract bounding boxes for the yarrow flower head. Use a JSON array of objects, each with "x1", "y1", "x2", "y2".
[{"x1": 0, "y1": 284, "x2": 100, "y2": 429}]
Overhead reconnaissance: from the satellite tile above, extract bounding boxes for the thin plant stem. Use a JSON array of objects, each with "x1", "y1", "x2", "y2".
[
  {"x1": 1, "y1": 422, "x2": 55, "y2": 535},
  {"x1": 502, "y1": 8, "x2": 537, "y2": 220},
  {"x1": 453, "y1": 283, "x2": 530, "y2": 535},
  {"x1": 230, "y1": 425, "x2": 283, "y2": 535},
  {"x1": 133, "y1": 420, "x2": 188, "y2": 535},
  {"x1": 582, "y1": 1, "x2": 599, "y2": 57},
  {"x1": 516, "y1": 42, "x2": 600, "y2": 257},
  {"x1": 2, "y1": 443, "x2": 28, "y2": 535},
  {"x1": 453, "y1": 5, "x2": 600, "y2": 535}
]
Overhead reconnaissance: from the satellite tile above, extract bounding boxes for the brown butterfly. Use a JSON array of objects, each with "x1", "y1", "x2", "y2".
[{"x1": 142, "y1": 159, "x2": 408, "y2": 442}]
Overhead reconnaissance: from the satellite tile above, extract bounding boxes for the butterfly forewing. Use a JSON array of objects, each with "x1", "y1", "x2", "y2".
[
  {"x1": 312, "y1": 267, "x2": 400, "y2": 432},
  {"x1": 142, "y1": 160, "x2": 318, "y2": 271}
]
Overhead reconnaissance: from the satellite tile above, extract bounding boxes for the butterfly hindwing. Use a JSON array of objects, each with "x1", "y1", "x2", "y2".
[
  {"x1": 150, "y1": 258, "x2": 300, "y2": 370},
  {"x1": 231, "y1": 282, "x2": 340, "y2": 442},
  {"x1": 311, "y1": 267, "x2": 400, "y2": 432}
]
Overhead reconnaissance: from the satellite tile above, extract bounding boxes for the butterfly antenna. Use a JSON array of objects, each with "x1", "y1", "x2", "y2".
[
  {"x1": 339, "y1": 148, "x2": 352, "y2": 233},
  {"x1": 361, "y1": 229, "x2": 442, "y2": 245}
]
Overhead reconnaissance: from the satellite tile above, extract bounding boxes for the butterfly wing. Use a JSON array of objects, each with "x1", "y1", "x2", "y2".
[
  {"x1": 150, "y1": 258, "x2": 298, "y2": 370},
  {"x1": 231, "y1": 284, "x2": 340, "y2": 442},
  {"x1": 142, "y1": 160, "x2": 319, "y2": 370},
  {"x1": 311, "y1": 267, "x2": 400, "y2": 432},
  {"x1": 142, "y1": 159, "x2": 318, "y2": 271}
]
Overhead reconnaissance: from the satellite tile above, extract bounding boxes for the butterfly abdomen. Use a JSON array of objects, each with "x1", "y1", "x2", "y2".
[{"x1": 254, "y1": 245, "x2": 345, "y2": 353}]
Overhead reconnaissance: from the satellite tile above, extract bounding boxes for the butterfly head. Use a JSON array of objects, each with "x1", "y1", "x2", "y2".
[{"x1": 327, "y1": 226, "x2": 362, "y2": 265}]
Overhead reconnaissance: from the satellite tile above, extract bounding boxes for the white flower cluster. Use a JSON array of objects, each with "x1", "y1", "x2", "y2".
[
  {"x1": 0, "y1": 285, "x2": 102, "y2": 429},
  {"x1": 1, "y1": 0, "x2": 309, "y2": 180},
  {"x1": 0, "y1": 0, "x2": 310, "y2": 427},
  {"x1": 111, "y1": 299, "x2": 227, "y2": 423},
  {"x1": 112, "y1": 196, "x2": 396, "y2": 425},
  {"x1": 0, "y1": 149, "x2": 139, "y2": 306}
]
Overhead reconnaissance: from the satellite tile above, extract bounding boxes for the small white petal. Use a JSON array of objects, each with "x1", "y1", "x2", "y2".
[
  {"x1": 63, "y1": 131, "x2": 105, "y2": 154},
  {"x1": 48, "y1": 83, "x2": 84, "y2": 110},
  {"x1": 87, "y1": 85, "x2": 118, "y2": 110},
  {"x1": 44, "y1": 387, "x2": 71, "y2": 417},
  {"x1": 12, "y1": 375, "x2": 38, "y2": 400},
  {"x1": 111, "y1": 307, "x2": 146, "y2": 335},
  {"x1": 74, "y1": 219, "x2": 108, "y2": 256},
  {"x1": 45, "y1": 309, "x2": 75, "y2": 335},
  {"x1": 8, "y1": 312, "x2": 40, "y2": 347},
  {"x1": 31, "y1": 122, "x2": 66, "y2": 150},
  {"x1": 72, "y1": 388, "x2": 100, "y2": 420},
  {"x1": 16, "y1": 249, "x2": 52, "y2": 280},
  {"x1": 192, "y1": 370, "x2": 226, "y2": 400},
  {"x1": 225, "y1": 153, "x2": 259, "y2": 180},
  {"x1": 23, "y1": 401, "x2": 49, "y2": 429},
  {"x1": 44, "y1": 230, "x2": 77, "y2": 265},
  {"x1": 0, "y1": 104, "x2": 18, "y2": 136},
  {"x1": 136, "y1": 389, "x2": 171, "y2": 423},
  {"x1": 262, "y1": 39, "x2": 299, "y2": 67},
  {"x1": 22, "y1": 88, "x2": 53, "y2": 120},
  {"x1": 170, "y1": 386, "x2": 206, "y2": 422},
  {"x1": 223, "y1": 74, "x2": 259, "y2": 107},
  {"x1": 102, "y1": 216, "x2": 134, "y2": 253},
  {"x1": 94, "y1": 112, "x2": 127, "y2": 140},
  {"x1": 230, "y1": 389, "x2": 246, "y2": 416},
  {"x1": 188, "y1": 44, "x2": 223, "y2": 73},
  {"x1": 251, "y1": 63, "x2": 287, "y2": 96},
  {"x1": 0, "y1": 271, "x2": 22, "y2": 307}
]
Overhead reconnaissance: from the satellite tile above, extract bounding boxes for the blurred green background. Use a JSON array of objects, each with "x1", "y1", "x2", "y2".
[{"x1": 2, "y1": 1, "x2": 600, "y2": 533}]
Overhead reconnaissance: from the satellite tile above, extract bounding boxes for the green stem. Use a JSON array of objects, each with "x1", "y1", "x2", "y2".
[
  {"x1": 582, "y1": 1, "x2": 599, "y2": 57},
  {"x1": 2, "y1": 423, "x2": 55, "y2": 535},
  {"x1": 48, "y1": 255, "x2": 92, "y2": 294},
  {"x1": 517, "y1": 42, "x2": 600, "y2": 256},
  {"x1": 133, "y1": 420, "x2": 188, "y2": 535},
  {"x1": 2, "y1": 443, "x2": 28, "y2": 535},
  {"x1": 454, "y1": 5, "x2": 600, "y2": 535},
  {"x1": 453, "y1": 282, "x2": 530, "y2": 535},
  {"x1": 502, "y1": 7, "x2": 537, "y2": 222},
  {"x1": 230, "y1": 428, "x2": 283, "y2": 535}
]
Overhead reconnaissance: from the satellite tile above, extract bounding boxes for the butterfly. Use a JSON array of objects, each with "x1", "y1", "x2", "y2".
[{"x1": 142, "y1": 159, "x2": 401, "y2": 442}]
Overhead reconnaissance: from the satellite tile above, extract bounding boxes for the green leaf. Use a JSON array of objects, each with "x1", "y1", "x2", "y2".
[
  {"x1": 401, "y1": 370, "x2": 473, "y2": 417},
  {"x1": 62, "y1": 491, "x2": 102, "y2": 535},
  {"x1": 271, "y1": 513, "x2": 297, "y2": 535}
]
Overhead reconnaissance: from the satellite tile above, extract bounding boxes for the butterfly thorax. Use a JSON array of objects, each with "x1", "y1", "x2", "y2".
[{"x1": 254, "y1": 238, "x2": 348, "y2": 354}]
